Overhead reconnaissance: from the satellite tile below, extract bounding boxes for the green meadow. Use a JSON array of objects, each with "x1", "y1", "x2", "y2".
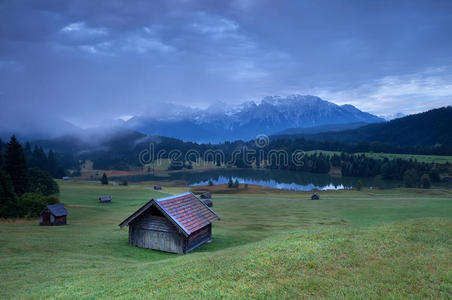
[{"x1": 1, "y1": 180, "x2": 451, "y2": 299}]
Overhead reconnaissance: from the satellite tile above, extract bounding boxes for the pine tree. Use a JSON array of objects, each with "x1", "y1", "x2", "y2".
[
  {"x1": 23, "y1": 142, "x2": 34, "y2": 167},
  {"x1": 33, "y1": 146, "x2": 47, "y2": 171},
  {"x1": 228, "y1": 178, "x2": 233, "y2": 188},
  {"x1": 101, "y1": 173, "x2": 109, "y2": 185},
  {"x1": 5, "y1": 136, "x2": 28, "y2": 195},
  {"x1": 47, "y1": 150, "x2": 58, "y2": 177},
  {"x1": 234, "y1": 179, "x2": 239, "y2": 188},
  {"x1": 0, "y1": 169, "x2": 20, "y2": 218}
]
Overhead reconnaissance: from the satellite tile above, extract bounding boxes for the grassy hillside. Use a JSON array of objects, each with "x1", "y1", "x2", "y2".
[
  {"x1": 0, "y1": 181, "x2": 451, "y2": 298},
  {"x1": 286, "y1": 106, "x2": 452, "y2": 146},
  {"x1": 306, "y1": 150, "x2": 452, "y2": 164}
]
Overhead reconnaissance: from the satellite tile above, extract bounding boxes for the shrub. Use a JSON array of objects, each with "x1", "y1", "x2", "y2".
[
  {"x1": 420, "y1": 174, "x2": 431, "y2": 189},
  {"x1": 355, "y1": 180, "x2": 363, "y2": 191},
  {"x1": 28, "y1": 168, "x2": 59, "y2": 196},
  {"x1": 428, "y1": 168, "x2": 440, "y2": 182},
  {"x1": 403, "y1": 169, "x2": 419, "y2": 188},
  {"x1": 19, "y1": 192, "x2": 60, "y2": 218}
]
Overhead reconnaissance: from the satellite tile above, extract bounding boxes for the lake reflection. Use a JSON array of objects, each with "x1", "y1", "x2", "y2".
[
  {"x1": 190, "y1": 175, "x2": 347, "y2": 191},
  {"x1": 115, "y1": 168, "x2": 399, "y2": 191}
]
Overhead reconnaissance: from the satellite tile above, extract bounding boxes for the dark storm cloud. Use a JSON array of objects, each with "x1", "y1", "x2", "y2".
[{"x1": 1, "y1": 0, "x2": 452, "y2": 129}]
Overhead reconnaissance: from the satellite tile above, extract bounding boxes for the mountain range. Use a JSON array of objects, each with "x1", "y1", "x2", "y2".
[
  {"x1": 0, "y1": 95, "x2": 385, "y2": 143},
  {"x1": 124, "y1": 95, "x2": 384, "y2": 142}
]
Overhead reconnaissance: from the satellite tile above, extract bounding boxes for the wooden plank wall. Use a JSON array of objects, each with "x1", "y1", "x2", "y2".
[{"x1": 129, "y1": 226, "x2": 184, "y2": 254}]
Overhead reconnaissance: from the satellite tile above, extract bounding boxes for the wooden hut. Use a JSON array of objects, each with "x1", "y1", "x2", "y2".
[
  {"x1": 119, "y1": 192, "x2": 220, "y2": 254},
  {"x1": 40, "y1": 203, "x2": 68, "y2": 226},
  {"x1": 200, "y1": 192, "x2": 212, "y2": 199},
  {"x1": 311, "y1": 193, "x2": 320, "y2": 200},
  {"x1": 99, "y1": 195, "x2": 112, "y2": 203},
  {"x1": 202, "y1": 199, "x2": 213, "y2": 207},
  {"x1": 154, "y1": 185, "x2": 162, "y2": 190}
]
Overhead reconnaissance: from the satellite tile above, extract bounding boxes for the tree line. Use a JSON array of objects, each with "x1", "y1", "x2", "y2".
[{"x1": 0, "y1": 136, "x2": 60, "y2": 218}]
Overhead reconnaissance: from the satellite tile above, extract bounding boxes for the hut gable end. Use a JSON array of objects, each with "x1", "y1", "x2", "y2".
[{"x1": 119, "y1": 193, "x2": 220, "y2": 254}]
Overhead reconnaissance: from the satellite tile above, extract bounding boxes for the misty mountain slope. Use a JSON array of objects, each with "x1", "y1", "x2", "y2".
[
  {"x1": 0, "y1": 116, "x2": 83, "y2": 141},
  {"x1": 125, "y1": 95, "x2": 384, "y2": 142},
  {"x1": 280, "y1": 106, "x2": 452, "y2": 146}
]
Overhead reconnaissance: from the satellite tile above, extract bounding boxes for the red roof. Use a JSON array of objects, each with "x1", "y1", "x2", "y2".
[
  {"x1": 119, "y1": 192, "x2": 220, "y2": 236},
  {"x1": 156, "y1": 193, "x2": 219, "y2": 235}
]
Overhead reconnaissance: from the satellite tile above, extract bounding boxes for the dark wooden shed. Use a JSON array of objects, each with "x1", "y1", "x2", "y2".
[
  {"x1": 40, "y1": 203, "x2": 68, "y2": 226},
  {"x1": 200, "y1": 192, "x2": 212, "y2": 199},
  {"x1": 119, "y1": 192, "x2": 220, "y2": 254},
  {"x1": 311, "y1": 193, "x2": 320, "y2": 200},
  {"x1": 202, "y1": 199, "x2": 213, "y2": 207},
  {"x1": 154, "y1": 185, "x2": 162, "y2": 190},
  {"x1": 99, "y1": 195, "x2": 112, "y2": 203}
]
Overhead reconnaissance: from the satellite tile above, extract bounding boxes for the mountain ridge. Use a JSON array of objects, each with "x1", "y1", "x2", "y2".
[{"x1": 125, "y1": 95, "x2": 384, "y2": 142}]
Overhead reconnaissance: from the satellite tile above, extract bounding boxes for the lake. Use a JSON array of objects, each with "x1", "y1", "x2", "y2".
[{"x1": 114, "y1": 168, "x2": 401, "y2": 191}]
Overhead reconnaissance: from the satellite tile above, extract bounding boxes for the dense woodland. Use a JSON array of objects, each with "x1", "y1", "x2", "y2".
[
  {"x1": 0, "y1": 136, "x2": 60, "y2": 218},
  {"x1": 274, "y1": 106, "x2": 452, "y2": 150}
]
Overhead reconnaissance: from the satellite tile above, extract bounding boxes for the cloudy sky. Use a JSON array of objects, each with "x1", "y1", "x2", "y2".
[{"x1": 1, "y1": 0, "x2": 452, "y2": 128}]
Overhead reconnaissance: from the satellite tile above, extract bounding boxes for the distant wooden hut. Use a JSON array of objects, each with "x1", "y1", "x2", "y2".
[
  {"x1": 202, "y1": 199, "x2": 213, "y2": 207},
  {"x1": 99, "y1": 195, "x2": 112, "y2": 203},
  {"x1": 119, "y1": 192, "x2": 220, "y2": 254},
  {"x1": 154, "y1": 185, "x2": 162, "y2": 190},
  {"x1": 311, "y1": 193, "x2": 320, "y2": 200},
  {"x1": 200, "y1": 192, "x2": 212, "y2": 199},
  {"x1": 40, "y1": 203, "x2": 68, "y2": 226}
]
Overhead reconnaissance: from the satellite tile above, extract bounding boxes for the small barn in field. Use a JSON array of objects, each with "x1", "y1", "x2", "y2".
[
  {"x1": 99, "y1": 195, "x2": 112, "y2": 203},
  {"x1": 40, "y1": 203, "x2": 68, "y2": 226},
  {"x1": 202, "y1": 199, "x2": 213, "y2": 207},
  {"x1": 119, "y1": 192, "x2": 220, "y2": 254},
  {"x1": 200, "y1": 192, "x2": 211, "y2": 199}
]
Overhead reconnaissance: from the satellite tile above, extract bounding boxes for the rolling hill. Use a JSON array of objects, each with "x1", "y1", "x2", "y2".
[{"x1": 276, "y1": 106, "x2": 452, "y2": 146}]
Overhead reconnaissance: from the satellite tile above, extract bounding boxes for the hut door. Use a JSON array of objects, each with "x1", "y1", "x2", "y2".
[{"x1": 50, "y1": 214, "x2": 55, "y2": 225}]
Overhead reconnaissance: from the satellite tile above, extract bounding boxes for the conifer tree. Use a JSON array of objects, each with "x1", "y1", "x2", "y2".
[
  {"x1": 47, "y1": 150, "x2": 58, "y2": 177},
  {"x1": 0, "y1": 169, "x2": 19, "y2": 218},
  {"x1": 234, "y1": 179, "x2": 239, "y2": 188},
  {"x1": 228, "y1": 178, "x2": 233, "y2": 188},
  {"x1": 5, "y1": 136, "x2": 28, "y2": 195},
  {"x1": 32, "y1": 146, "x2": 47, "y2": 171},
  {"x1": 101, "y1": 173, "x2": 109, "y2": 185},
  {"x1": 23, "y1": 142, "x2": 34, "y2": 167}
]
